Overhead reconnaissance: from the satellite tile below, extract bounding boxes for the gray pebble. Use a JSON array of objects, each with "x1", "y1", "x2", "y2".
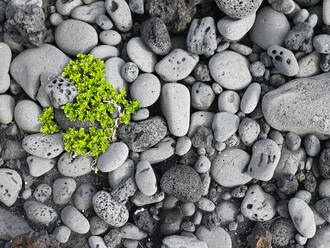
[
  {"x1": 100, "y1": 30, "x2": 121, "y2": 46},
  {"x1": 111, "y1": 177, "x2": 137, "y2": 202},
  {"x1": 33, "y1": 184, "x2": 52, "y2": 202},
  {"x1": 97, "y1": 142, "x2": 129, "y2": 172},
  {"x1": 141, "y1": 17, "x2": 171, "y2": 55},
  {"x1": 95, "y1": 14, "x2": 113, "y2": 30},
  {"x1": 49, "y1": 12, "x2": 63, "y2": 26},
  {"x1": 53, "y1": 226, "x2": 71, "y2": 243},
  {"x1": 318, "y1": 179, "x2": 330, "y2": 198},
  {"x1": 230, "y1": 42, "x2": 253, "y2": 56},
  {"x1": 231, "y1": 185, "x2": 248, "y2": 198},
  {"x1": 216, "y1": 201, "x2": 238, "y2": 225},
  {"x1": 0, "y1": 169, "x2": 22, "y2": 207},
  {"x1": 286, "y1": 132, "x2": 302, "y2": 151},
  {"x1": 0, "y1": 95, "x2": 15, "y2": 124},
  {"x1": 307, "y1": 225, "x2": 330, "y2": 248},
  {"x1": 295, "y1": 190, "x2": 312, "y2": 203},
  {"x1": 61, "y1": 205, "x2": 90, "y2": 234},
  {"x1": 247, "y1": 139, "x2": 281, "y2": 181},
  {"x1": 270, "y1": 218, "x2": 296, "y2": 247},
  {"x1": 22, "y1": 188, "x2": 32, "y2": 200},
  {"x1": 187, "y1": 17, "x2": 217, "y2": 56},
  {"x1": 212, "y1": 112, "x2": 240, "y2": 142},
  {"x1": 218, "y1": 15, "x2": 256, "y2": 41},
  {"x1": 315, "y1": 198, "x2": 330, "y2": 222},
  {"x1": 120, "y1": 223, "x2": 147, "y2": 240},
  {"x1": 90, "y1": 216, "x2": 109, "y2": 235},
  {"x1": 73, "y1": 183, "x2": 96, "y2": 211},
  {"x1": 313, "y1": 35, "x2": 330, "y2": 54},
  {"x1": 71, "y1": 1, "x2": 105, "y2": 23},
  {"x1": 297, "y1": 51, "x2": 321, "y2": 77},
  {"x1": 140, "y1": 137, "x2": 175, "y2": 164},
  {"x1": 215, "y1": 0, "x2": 262, "y2": 18},
  {"x1": 191, "y1": 82, "x2": 215, "y2": 110},
  {"x1": 196, "y1": 226, "x2": 232, "y2": 248},
  {"x1": 162, "y1": 235, "x2": 208, "y2": 248},
  {"x1": 120, "y1": 62, "x2": 139, "y2": 83},
  {"x1": 175, "y1": 136, "x2": 192, "y2": 156},
  {"x1": 238, "y1": 117, "x2": 260, "y2": 146},
  {"x1": 218, "y1": 90, "x2": 240, "y2": 113},
  {"x1": 277, "y1": 174, "x2": 299, "y2": 194},
  {"x1": 27, "y1": 156, "x2": 56, "y2": 177},
  {"x1": 131, "y1": 191, "x2": 165, "y2": 207},
  {"x1": 196, "y1": 197, "x2": 215, "y2": 212},
  {"x1": 268, "y1": 0, "x2": 295, "y2": 14},
  {"x1": 132, "y1": 108, "x2": 149, "y2": 121},
  {"x1": 53, "y1": 177, "x2": 77, "y2": 205},
  {"x1": 249, "y1": 61, "x2": 265, "y2": 77},
  {"x1": 241, "y1": 184, "x2": 276, "y2": 221},
  {"x1": 89, "y1": 236, "x2": 107, "y2": 248},
  {"x1": 24, "y1": 200, "x2": 57, "y2": 225},
  {"x1": 267, "y1": 45, "x2": 299, "y2": 76},
  {"x1": 135, "y1": 160, "x2": 157, "y2": 196},
  {"x1": 188, "y1": 111, "x2": 214, "y2": 137},
  {"x1": 108, "y1": 159, "x2": 135, "y2": 188},
  {"x1": 57, "y1": 152, "x2": 92, "y2": 177},
  {"x1": 129, "y1": 0, "x2": 144, "y2": 14},
  {"x1": 191, "y1": 126, "x2": 213, "y2": 149},
  {"x1": 194, "y1": 64, "x2": 211, "y2": 82},
  {"x1": 304, "y1": 134, "x2": 321, "y2": 156},
  {"x1": 92, "y1": 190, "x2": 129, "y2": 227},
  {"x1": 105, "y1": 0, "x2": 132, "y2": 32},
  {"x1": 90, "y1": 45, "x2": 120, "y2": 60},
  {"x1": 211, "y1": 149, "x2": 252, "y2": 187},
  {"x1": 56, "y1": 0, "x2": 82, "y2": 15},
  {"x1": 212, "y1": 83, "x2": 223, "y2": 95},
  {"x1": 130, "y1": 73, "x2": 161, "y2": 107},
  {"x1": 289, "y1": 197, "x2": 316, "y2": 238},
  {"x1": 194, "y1": 155, "x2": 211, "y2": 173},
  {"x1": 0, "y1": 42, "x2": 11, "y2": 94},
  {"x1": 14, "y1": 100, "x2": 42, "y2": 133},
  {"x1": 123, "y1": 239, "x2": 139, "y2": 248}
]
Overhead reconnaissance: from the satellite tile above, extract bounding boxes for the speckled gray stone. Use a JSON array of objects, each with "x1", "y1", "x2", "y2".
[
  {"x1": 53, "y1": 177, "x2": 77, "y2": 205},
  {"x1": 0, "y1": 169, "x2": 22, "y2": 207},
  {"x1": 215, "y1": 0, "x2": 262, "y2": 19},
  {"x1": 57, "y1": 152, "x2": 92, "y2": 177},
  {"x1": 24, "y1": 200, "x2": 57, "y2": 225}
]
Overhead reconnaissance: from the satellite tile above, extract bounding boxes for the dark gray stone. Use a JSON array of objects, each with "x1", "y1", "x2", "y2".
[
  {"x1": 118, "y1": 116, "x2": 167, "y2": 152},
  {"x1": 270, "y1": 219, "x2": 295, "y2": 247},
  {"x1": 320, "y1": 54, "x2": 330, "y2": 72},
  {"x1": 315, "y1": 198, "x2": 330, "y2": 222},
  {"x1": 319, "y1": 148, "x2": 330, "y2": 178},
  {"x1": 160, "y1": 164, "x2": 203, "y2": 202},
  {"x1": 277, "y1": 174, "x2": 299, "y2": 195},
  {"x1": 285, "y1": 22, "x2": 314, "y2": 53},
  {"x1": 191, "y1": 126, "x2": 213, "y2": 149}
]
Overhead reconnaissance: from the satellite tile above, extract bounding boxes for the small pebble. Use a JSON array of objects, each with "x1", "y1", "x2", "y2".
[{"x1": 218, "y1": 90, "x2": 240, "y2": 114}]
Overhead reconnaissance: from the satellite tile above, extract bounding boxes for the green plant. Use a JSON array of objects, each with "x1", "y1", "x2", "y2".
[
  {"x1": 39, "y1": 107, "x2": 60, "y2": 134},
  {"x1": 39, "y1": 54, "x2": 140, "y2": 157}
]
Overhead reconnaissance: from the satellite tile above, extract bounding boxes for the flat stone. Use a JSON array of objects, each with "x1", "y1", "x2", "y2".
[
  {"x1": 71, "y1": 1, "x2": 105, "y2": 23},
  {"x1": 196, "y1": 226, "x2": 232, "y2": 248},
  {"x1": 105, "y1": 0, "x2": 132, "y2": 32},
  {"x1": 140, "y1": 137, "x2": 175, "y2": 164},
  {"x1": 262, "y1": 73, "x2": 330, "y2": 139},
  {"x1": 162, "y1": 235, "x2": 208, "y2": 248},
  {"x1": 0, "y1": 95, "x2": 15, "y2": 124},
  {"x1": 105, "y1": 57, "x2": 128, "y2": 90},
  {"x1": 135, "y1": 161, "x2": 157, "y2": 196},
  {"x1": 10, "y1": 44, "x2": 70, "y2": 100},
  {"x1": 57, "y1": 152, "x2": 92, "y2": 177},
  {"x1": 27, "y1": 156, "x2": 56, "y2": 177},
  {"x1": 24, "y1": 200, "x2": 58, "y2": 225},
  {"x1": 61, "y1": 206, "x2": 90, "y2": 234},
  {"x1": 0, "y1": 169, "x2": 22, "y2": 207},
  {"x1": 215, "y1": 0, "x2": 262, "y2": 18},
  {"x1": 97, "y1": 142, "x2": 129, "y2": 173},
  {"x1": 307, "y1": 225, "x2": 330, "y2": 248},
  {"x1": 14, "y1": 100, "x2": 42, "y2": 133}
]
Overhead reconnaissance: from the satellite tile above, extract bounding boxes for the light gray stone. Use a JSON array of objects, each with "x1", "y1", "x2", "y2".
[
  {"x1": 55, "y1": 19, "x2": 98, "y2": 56},
  {"x1": 24, "y1": 200, "x2": 57, "y2": 225},
  {"x1": 318, "y1": 179, "x2": 330, "y2": 198},
  {"x1": 0, "y1": 95, "x2": 15, "y2": 124},
  {"x1": 14, "y1": 100, "x2": 42, "y2": 133},
  {"x1": 161, "y1": 83, "x2": 190, "y2": 137},
  {"x1": 61, "y1": 205, "x2": 90, "y2": 234},
  {"x1": 105, "y1": 57, "x2": 128, "y2": 90},
  {"x1": 307, "y1": 225, "x2": 330, "y2": 248},
  {"x1": 120, "y1": 223, "x2": 147, "y2": 240},
  {"x1": 53, "y1": 226, "x2": 71, "y2": 243},
  {"x1": 191, "y1": 82, "x2": 215, "y2": 110},
  {"x1": 240, "y1": 82, "x2": 261, "y2": 114},
  {"x1": 57, "y1": 152, "x2": 92, "y2": 177},
  {"x1": 74, "y1": 183, "x2": 96, "y2": 210},
  {"x1": 209, "y1": 50, "x2": 251, "y2": 90},
  {"x1": 121, "y1": 62, "x2": 139, "y2": 83},
  {"x1": 267, "y1": 45, "x2": 299, "y2": 76},
  {"x1": 297, "y1": 51, "x2": 321, "y2": 78},
  {"x1": 176, "y1": 136, "x2": 192, "y2": 156},
  {"x1": 0, "y1": 168, "x2": 22, "y2": 207},
  {"x1": 135, "y1": 160, "x2": 157, "y2": 196},
  {"x1": 161, "y1": 235, "x2": 208, "y2": 248},
  {"x1": 238, "y1": 117, "x2": 260, "y2": 146},
  {"x1": 0, "y1": 42, "x2": 11, "y2": 94},
  {"x1": 56, "y1": 0, "x2": 82, "y2": 15},
  {"x1": 105, "y1": 0, "x2": 132, "y2": 32},
  {"x1": 97, "y1": 142, "x2": 129, "y2": 172},
  {"x1": 218, "y1": 90, "x2": 240, "y2": 113},
  {"x1": 132, "y1": 108, "x2": 149, "y2": 121},
  {"x1": 215, "y1": 0, "x2": 262, "y2": 19},
  {"x1": 196, "y1": 226, "x2": 232, "y2": 248},
  {"x1": 27, "y1": 156, "x2": 56, "y2": 177},
  {"x1": 71, "y1": 1, "x2": 105, "y2": 23},
  {"x1": 313, "y1": 34, "x2": 330, "y2": 54},
  {"x1": 53, "y1": 177, "x2": 77, "y2": 205},
  {"x1": 211, "y1": 149, "x2": 252, "y2": 187},
  {"x1": 100, "y1": 30, "x2": 122, "y2": 46},
  {"x1": 33, "y1": 183, "x2": 52, "y2": 202},
  {"x1": 89, "y1": 236, "x2": 107, "y2": 248},
  {"x1": 95, "y1": 14, "x2": 113, "y2": 30},
  {"x1": 108, "y1": 159, "x2": 135, "y2": 188},
  {"x1": 90, "y1": 45, "x2": 120, "y2": 60},
  {"x1": 140, "y1": 137, "x2": 175, "y2": 164},
  {"x1": 90, "y1": 216, "x2": 109, "y2": 235},
  {"x1": 188, "y1": 111, "x2": 214, "y2": 137},
  {"x1": 324, "y1": 0, "x2": 330, "y2": 25},
  {"x1": 212, "y1": 112, "x2": 240, "y2": 142}
]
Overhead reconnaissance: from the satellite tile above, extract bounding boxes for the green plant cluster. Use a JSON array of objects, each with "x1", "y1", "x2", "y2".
[
  {"x1": 39, "y1": 54, "x2": 140, "y2": 157},
  {"x1": 39, "y1": 107, "x2": 60, "y2": 134}
]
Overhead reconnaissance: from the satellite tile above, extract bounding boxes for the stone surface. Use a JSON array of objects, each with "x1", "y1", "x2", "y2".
[
  {"x1": 160, "y1": 164, "x2": 203, "y2": 202},
  {"x1": 105, "y1": 57, "x2": 128, "y2": 90},
  {"x1": 162, "y1": 235, "x2": 208, "y2": 248},
  {"x1": 262, "y1": 73, "x2": 330, "y2": 138},
  {"x1": 211, "y1": 149, "x2": 252, "y2": 187},
  {"x1": 135, "y1": 161, "x2": 157, "y2": 196},
  {"x1": 24, "y1": 200, "x2": 57, "y2": 225},
  {"x1": 212, "y1": 112, "x2": 240, "y2": 142},
  {"x1": 0, "y1": 95, "x2": 15, "y2": 124},
  {"x1": 27, "y1": 156, "x2": 56, "y2": 177},
  {"x1": 307, "y1": 225, "x2": 330, "y2": 248},
  {"x1": 73, "y1": 183, "x2": 96, "y2": 210},
  {"x1": 196, "y1": 226, "x2": 232, "y2": 248},
  {"x1": 140, "y1": 137, "x2": 176, "y2": 164},
  {"x1": 57, "y1": 152, "x2": 92, "y2": 177},
  {"x1": 108, "y1": 159, "x2": 135, "y2": 188},
  {"x1": 105, "y1": 0, "x2": 132, "y2": 32},
  {"x1": 215, "y1": 0, "x2": 262, "y2": 18},
  {"x1": 53, "y1": 177, "x2": 77, "y2": 205},
  {"x1": 10, "y1": 44, "x2": 70, "y2": 100},
  {"x1": 267, "y1": 45, "x2": 299, "y2": 76},
  {"x1": 71, "y1": 1, "x2": 105, "y2": 23},
  {"x1": 61, "y1": 206, "x2": 90, "y2": 234},
  {"x1": 0, "y1": 169, "x2": 22, "y2": 207},
  {"x1": 192, "y1": 82, "x2": 215, "y2": 111},
  {"x1": 14, "y1": 100, "x2": 42, "y2": 133},
  {"x1": 97, "y1": 142, "x2": 129, "y2": 173},
  {"x1": 209, "y1": 50, "x2": 251, "y2": 90}
]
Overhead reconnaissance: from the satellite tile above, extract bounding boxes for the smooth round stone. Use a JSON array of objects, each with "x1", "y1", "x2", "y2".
[
  {"x1": 90, "y1": 216, "x2": 109, "y2": 235},
  {"x1": 33, "y1": 184, "x2": 52, "y2": 202},
  {"x1": 127, "y1": 37, "x2": 157, "y2": 73},
  {"x1": 56, "y1": 0, "x2": 82, "y2": 15},
  {"x1": 194, "y1": 155, "x2": 211, "y2": 173},
  {"x1": 196, "y1": 226, "x2": 232, "y2": 248},
  {"x1": 188, "y1": 111, "x2": 214, "y2": 137},
  {"x1": 155, "y1": 49, "x2": 199, "y2": 82},
  {"x1": 162, "y1": 235, "x2": 208, "y2": 248},
  {"x1": 240, "y1": 82, "x2": 261, "y2": 114},
  {"x1": 89, "y1": 236, "x2": 107, "y2": 248},
  {"x1": 160, "y1": 83, "x2": 190, "y2": 137},
  {"x1": 297, "y1": 51, "x2": 321, "y2": 78},
  {"x1": 120, "y1": 223, "x2": 148, "y2": 240},
  {"x1": 99, "y1": 30, "x2": 122, "y2": 46},
  {"x1": 121, "y1": 62, "x2": 139, "y2": 83},
  {"x1": 50, "y1": 13, "x2": 64, "y2": 26},
  {"x1": 249, "y1": 7, "x2": 290, "y2": 49},
  {"x1": 140, "y1": 137, "x2": 175, "y2": 164},
  {"x1": 0, "y1": 73, "x2": 10, "y2": 94},
  {"x1": 105, "y1": 0, "x2": 132, "y2": 32},
  {"x1": 90, "y1": 45, "x2": 119, "y2": 60},
  {"x1": 132, "y1": 108, "x2": 149, "y2": 121},
  {"x1": 160, "y1": 165, "x2": 203, "y2": 203},
  {"x1": 61, "y1": 206, "x2": 90, "y2": 234},
  {"x1": 216, "y1": 201, "x2": 238, "y2": 225},
  {"x1": 295, "y1": 190, "x2": 312, "y2": 203},
  {"x1": 27, "y1": 156, "x2": 56, "y2": 177},
  {"x1": 92, "y1": 190, "x2": 129, "y2": 227},
  {"x1": 10, "y1": 44, "x2": 70, "y2": 100},
  {"x1": 218, "y1": 90, "x2": 240, "y2": 113},
  {"x1": 209, "y1": 50, "x2": 251, "y2": 90},
  {"x1": 324, "y1": 0, "x2": 330, "y2": 25},
  {"x1": 57, "y1": 152, "x2": 92, "y2": 177},
  {"x1": 315, "y1": 198, "x2": 330, "y2": 222},
  {"x1": 267, "y1": 45, "x2": 299, "y2": 76},
  {"x1": 73, "y1": 183, "x2": 96, "y2": 210},
  {"x1": 318, "y1": 179, "x2": 330, "y2": 198},
  {"x1": 191, "y1": 82, "x2": 215, "y2": 111},
  {"x1": 238, "y1": 117, "x2": 260, "y2": 146},
  {"x1": 53, "y1": 226, "x2": 71, "y2": 243},
  {"x1": 14, "y1": 100, "x2": 42, "y2": 133},
  {"x1": 286, "y1": 132, "x2": 301, "y2": 151},
  {"x1": 241, "y1": 184, "x2": 276, "y2": 221},
  {"x1": 97, "y1": 142, "x2": 129, "y2": 173},
  {"x1": 22, "y1": 133, "x2": 64, "y2": 159},
  {"x1": 130, "y1": 73, "x2": 161, "y2": 107},
  {"x1": 55, "y1": 19, "x2": 98, "y2": 56},
  {"x1": 0, "y1": 95, "x2": 15, "y2": 124},
  {"x1": 247, "y1": 139, "x2": 281, "y2": 181},
  {"x1": 307, "y1": 225, "x2": 330, "y2": 248},
  {"x1": 217, "y1": 14, "x2": 256, "y2": 41},
  {"x1": 24, "y1": 200, "x2": 57, "y2": 225},
  {"x1": 53, "y1": 177, "x2": 77, "y2": 205},
  {"x1": 288, "y1": 197, "x2": 316, "y2": 238},
  {"x1": 0, "y1": 42, "x2": 11, "y2": 94},
  {"x1": 22, "y1": 188, "x2": 31, "y2": 200},
  {"x1": 95, "y1": 14, "x2": 113, "y2": 30},
  {"x1": 105, "y1": 57, "x2": 128, "y2": 90},
  {"x1": 211, "y1": 149, "x2": 252, "y2": 187},
  {"x1": 313, "y1": 35, "x2": 330, "y2": 54},
  {"x1": 71, "y1": 1, "x2": 105, "y2": 23},
  {"x1": 0, "y1": 169, "x2": 22, "y2": 207},
  {"x1": 215, "y1": 0, "x2": 262, "y2": 18},
  {"x1": 175, "y1": 136, "x2": 192, "y2": 156},
  {"x1": 135, "y1": 161, "x2": 157, "y2": 196},
  {"x1": 212, "y1": 112, "x2": 240, "y2": 142},
  {"x1": 140, "y1": 17, "x2": 171, "y2": 55}
]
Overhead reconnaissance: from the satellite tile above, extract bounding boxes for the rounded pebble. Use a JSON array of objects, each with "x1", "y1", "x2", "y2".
[{"x1": 61, "y1": 205, "x2": 90, "y2": 234}]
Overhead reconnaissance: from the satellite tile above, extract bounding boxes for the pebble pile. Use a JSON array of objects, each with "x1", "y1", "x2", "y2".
[{"x1": 1, "y1": 0, "x2": 330, "y2": 247}]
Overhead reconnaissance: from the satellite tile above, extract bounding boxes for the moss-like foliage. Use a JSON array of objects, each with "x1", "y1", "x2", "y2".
[{"x1": 39, "y1": 54, "x2": 140, "y2": 157}]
